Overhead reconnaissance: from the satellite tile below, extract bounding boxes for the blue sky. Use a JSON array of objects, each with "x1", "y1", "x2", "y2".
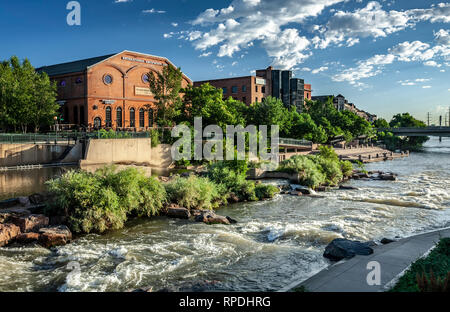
[{"x1": 0, "y1": 0, "x2": 449, "y2": 122}]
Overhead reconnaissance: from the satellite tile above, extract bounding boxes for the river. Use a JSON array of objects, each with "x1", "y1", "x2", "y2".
[{"x1": 0, "y1": 137, "x2": 449, "y2": 292}]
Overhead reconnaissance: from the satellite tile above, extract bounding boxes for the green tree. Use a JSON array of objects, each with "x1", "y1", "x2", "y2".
[
  {"x1": 148, "y1": 64, "x2": 183, "y2": 129},
  {"x1": 0, "y1": 56, "x2": 58, "y2": 133},
  {"x1": 248, "y1": 96, "x2": 291, "y2": 135},
  {"x1": 388, "y1": 113, "x2": 429, "y2": 151},
  {"x1": 178, "y1": 83, "x2": 248, "y2": 128}
]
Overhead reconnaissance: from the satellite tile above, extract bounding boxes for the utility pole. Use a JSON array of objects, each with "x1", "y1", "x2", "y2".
[
  {"x1": 427, "y1": 112, "x2": 431, "y2": 126},
  {"x1": 439, "y1": 115, "x2": 442, "y2": 127}
]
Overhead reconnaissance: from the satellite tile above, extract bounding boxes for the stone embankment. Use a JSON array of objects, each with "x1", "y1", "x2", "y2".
[{"x1": 0, "y1": 193, "x2": 72, "y2": 248}]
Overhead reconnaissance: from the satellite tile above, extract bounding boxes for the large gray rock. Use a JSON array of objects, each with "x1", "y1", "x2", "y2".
[{"x1": 323, "y1": 238, "x2": 374, "y2": 261}]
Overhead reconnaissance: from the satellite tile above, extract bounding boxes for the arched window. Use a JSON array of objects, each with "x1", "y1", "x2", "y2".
[
  {"x1": 148, "y1": 108, "x2": 154, "y2": 128},
  {"x1": 139, "y1": 108, "x2": 145, "y2": 128},
  {"x1": 94, "y1": 117, "x2": 102, "y2": 129},
  {"x1": 73, "y1": 106, "x2": 79, "y2": 124},
  {"x1": 105, "y1": 107, "x2": 112, "y2": 127},
  {"x1": 116, "y1": 107, "x2": 122, "y2": 128},
  {"x1": 129, "y1": 108, "x2": 136, "y2": 128}
]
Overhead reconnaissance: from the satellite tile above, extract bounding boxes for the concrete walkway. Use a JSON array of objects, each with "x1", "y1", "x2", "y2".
[{"x1": 282, "y1": 227, "x2": 450, "y2": 292}]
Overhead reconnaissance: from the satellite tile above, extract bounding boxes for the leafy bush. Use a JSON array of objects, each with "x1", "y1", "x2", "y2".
[
  {"x1": 206, "y1": 161, "x2": 268, "y2": 202},
  {"x1": 149, "y1": 129, "x2": 160, "y2": 147},
  {"x1": 278, "y1": 146, "x2": 349, "y2": 188},
  {"x1": 277, "y1": 155, "x2": 326, "y2": 188},
  {"x1": 255, "y1": 184, "x2": 279, "y2": 200},
  {"x1": 315, "y1": 156, "x2": 343, "y2": 186},
  {"x1": 164, "y1": 175, "x2": 226, "y2": 210},
  {"x1": 46, "y1": 166, "x2": 166, "y2": 234},
  {"x1": 98, "y1": 129, "x2": 131, "y2": 139},
  {"x1": 340, "y1": 160, "x2": 354, "y2": 177}
]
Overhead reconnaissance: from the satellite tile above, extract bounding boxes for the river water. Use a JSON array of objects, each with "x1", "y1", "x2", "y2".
[{"x1": 0, "y1": 137, "x2": 449, "y2": 292}]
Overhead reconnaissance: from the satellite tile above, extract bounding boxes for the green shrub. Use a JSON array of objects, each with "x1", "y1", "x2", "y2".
[
  {"x1": 46, "y1": 166, "x2": 166, "y2": 234},
  {"x1": 149, "y1": 129, "x2": 160, "y2": 147},
  {"x1": 315, "y1": 156, "x2": 343, "y2": 186},
  {"x1": 277, "y1": 155, "x2": 326, "y2": 188},
  {"x1": 255, "y1": 184, "x2": 279, "y2": 200},
  {"x1": 340, "y1": 160, "x2": 354, "y2": 177},
  {"x1": 164, "y1": 175, "x2": 226, "y2": 210},
  {"x1": 207, "y1": 161, "x2": 263, "y2": 202}
]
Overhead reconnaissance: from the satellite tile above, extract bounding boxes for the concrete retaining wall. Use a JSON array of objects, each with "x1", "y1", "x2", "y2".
[
  {"x1": 0, "y1": 143, "x2": 71, "y2": 166},
  {"x1": 81, "y1": 138, "x2": 153, "y2": 165}
]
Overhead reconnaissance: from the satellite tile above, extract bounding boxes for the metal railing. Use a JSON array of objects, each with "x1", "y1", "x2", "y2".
[
  {"x1": 0, "y1": 131, "x2": 154, "y2": 144},
  {"x1": 279, "y1": 138, "x2": 313, "y2": 147}
]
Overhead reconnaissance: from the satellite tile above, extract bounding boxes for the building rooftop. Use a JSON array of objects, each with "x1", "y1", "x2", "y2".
[{"x1": 36, "y1": 54, "x2": 116, "y2": 76}]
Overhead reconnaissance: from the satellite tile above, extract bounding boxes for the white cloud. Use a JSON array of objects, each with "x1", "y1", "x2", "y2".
[
  {"x1": 422, "y1": 86, "x2": 432, "y2": 89},
  {"x1": 114, "y1": 0, "x2": 132, "y2": 3},
  {"x1": 188, "y1": 0, "x2": 344, "y2": 69},
  {"x1": 314, "y1": 2, "x2": 450, "y2": 49},
  {"x1": 315, "y1": 1, "x2": 411, "y2": 49},
  {"x1": 199, "y1": 52, "x2": 212, "y2": 57},
  {"x1": 171, "y1": 23, "x2": 178, "y2": 27},
  {"x1": 388, "y1": 41, "x2": 434, "y2": 62},
  {"x1": 424, "y1": 60, "x2": 442, "y2": 67},
  {"x1": 142, "y1": 9, "x2": 166, "y2": 14},
  {"x1": 311, "y1": 66, "x2": 329, "y2": 74}
]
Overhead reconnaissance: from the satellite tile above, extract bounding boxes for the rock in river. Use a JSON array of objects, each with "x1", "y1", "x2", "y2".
[
  {"x1": 38, "y1": 225, "x2": 72, "y2": 248},
  {"x1": 166, "y1": 205, "x2": 191, "y2": 219},
  {"x1": 0, "y1": 223, "x2": 21, "y2": 247},
  {"x1": 195, "y1": 211, "x2": 231, "y2": 225},
  {"x1": 323, "y1": 238, "x2": 374, "y2": 261}
]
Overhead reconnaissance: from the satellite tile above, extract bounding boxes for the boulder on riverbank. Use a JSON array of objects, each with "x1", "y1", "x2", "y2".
[
  {"x1": 15, "y1": 232, "x2": 40, "y2": 244},
  {"x1": 323, "y1": 238, "x2": 374, "y2": 261},
  {"x1": 0, "y1": 223, "x2": 21, "y2": 247},
  {"x1": 166, "y1": 205, "x2": 191, "y2": 219},
  {"x1": 38, "y1": 225, "x2": 72, "y2": 248},
  {"x1": 10, "y1": 214, "x2": 49, "y2": 233}
]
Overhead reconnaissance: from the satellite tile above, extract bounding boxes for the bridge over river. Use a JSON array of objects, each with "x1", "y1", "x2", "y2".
[{"x1": 378, "y1": 126, "x2": 450, "y2": 137}]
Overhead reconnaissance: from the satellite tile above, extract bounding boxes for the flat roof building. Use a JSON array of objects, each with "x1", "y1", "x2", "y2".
[
  {"x1": 193, "y1": 76, "x2": 267, "y2": 106},
  {"x1": 37, "y1": 50, "x2": 192, "y2": 130}
]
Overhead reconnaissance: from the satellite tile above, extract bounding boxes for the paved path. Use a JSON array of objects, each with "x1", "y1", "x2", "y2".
[{"x1": 281, "y1": 227, "x2": 450, "y2": 292}]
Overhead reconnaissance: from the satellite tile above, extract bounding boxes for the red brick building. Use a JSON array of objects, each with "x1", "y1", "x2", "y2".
[
  {"x1": 196, "y1": 67, "x2": 312, "y2": 111},
  {"x1": 37, "y1": 51, "x2": 192, "y2": 130},
  {"x1": 193, "y1": 76, "x2": 267, "y2": 105}
]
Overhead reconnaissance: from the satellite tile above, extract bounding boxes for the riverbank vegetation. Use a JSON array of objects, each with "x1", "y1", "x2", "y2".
[
  {"x1": 45, "y1": 162, "x2": 279, "y2": 234},
  {"x1": 390, "y1": 238, "x2": 450, "y2": 292},
  {"x1": 277, "y1": 146, "x2": 353, "y2": 188}
]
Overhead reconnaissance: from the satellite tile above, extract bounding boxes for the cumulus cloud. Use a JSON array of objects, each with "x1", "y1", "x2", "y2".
[
  {"x1": 114, "y1": 0, "x2": 132, "y2": 3},
  {"x1": 315, "y1": 1, "x2": 411, "y2": 49},
  {"x1": 314, "y1": 2, "x2": 450, "y2": 49},
  {"x1": 187, "y1": 0, "x2": 344, "y2": 69}
]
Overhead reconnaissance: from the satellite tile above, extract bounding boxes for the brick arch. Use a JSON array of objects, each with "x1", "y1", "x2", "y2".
[{"x1": 102, "y1": 63, "x2": 127, "y2": 76}]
